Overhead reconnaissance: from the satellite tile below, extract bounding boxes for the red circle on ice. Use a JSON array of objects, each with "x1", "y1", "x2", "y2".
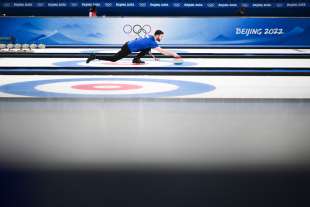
[{"x1": 71, "y1": 83, "x2": 143, "y2": 91}]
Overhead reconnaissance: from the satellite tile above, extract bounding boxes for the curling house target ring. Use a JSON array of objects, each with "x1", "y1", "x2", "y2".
[
  {"x1": 0, "y1": 78, "x2": 216, "y2": 98},
  {"x1": 71, "y1": 83, "x2": 143, "y2": 91},
  {"x1": 53, "y1": 59, "x2": 197, "y2": 67}
]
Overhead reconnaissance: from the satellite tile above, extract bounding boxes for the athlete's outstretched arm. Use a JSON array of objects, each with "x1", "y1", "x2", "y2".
[{"x1": 153, "y1": 47, "x2": 181, "y2": 58}]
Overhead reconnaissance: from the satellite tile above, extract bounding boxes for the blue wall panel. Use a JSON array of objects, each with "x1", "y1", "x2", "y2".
[{"x1": 1, "y1": 17, "x2": 310, "y2": 47}]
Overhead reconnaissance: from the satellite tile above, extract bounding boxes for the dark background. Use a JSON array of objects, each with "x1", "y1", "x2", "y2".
[
  {"x1": 1, "y1": 168, "x2": 310, "y2": 207},
  {"x1": 0, "y1": 0, "x2": 310, "y2": 16}
]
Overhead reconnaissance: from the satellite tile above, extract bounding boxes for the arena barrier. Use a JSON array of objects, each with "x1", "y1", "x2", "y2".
[{"x1": 1, "y1": 17, "x2": 310, "y2": 48}]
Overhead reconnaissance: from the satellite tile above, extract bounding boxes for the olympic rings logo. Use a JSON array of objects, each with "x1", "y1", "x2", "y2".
[
  {"x1": 104, "y1": 3, "x2": 112, "y2": 7},
  {"x1": 173, "y1": 3, "x2": 181, "y2": 7},
  {"x1": 123, "y1": 24, "x2": 152, "y2": 37},
  {"x1": 138, "y1": 3, "x2": 147, "y2": 7}
]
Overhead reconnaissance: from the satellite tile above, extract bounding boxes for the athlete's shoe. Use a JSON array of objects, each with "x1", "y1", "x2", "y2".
[
  {"x1": 132, "y1": 59, "x2": 145, "y2": 64},
  {"x1": 86, "y1": 53, "x2": 96, "y2": 64}
]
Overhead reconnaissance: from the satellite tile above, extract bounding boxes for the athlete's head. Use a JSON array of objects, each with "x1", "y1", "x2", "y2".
[{"x1": 154, "y1": 30, "x2": 164, "y2": 42}]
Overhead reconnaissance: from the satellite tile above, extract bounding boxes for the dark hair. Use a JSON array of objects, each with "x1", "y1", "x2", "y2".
[
  {"x1": 154, "y1": 30, "x2": 164, "y2": 36},
  {"x1": 90, "y1": 6, "x2": 96, "y2": 12},
  {"x1": 236, "y1": 7, "x2": 246, "y2": 16}
]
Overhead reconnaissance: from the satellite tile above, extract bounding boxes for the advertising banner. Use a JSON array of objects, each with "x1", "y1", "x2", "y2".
[{"x1": 1, "y1": 17, "x2": 309, "y2": 47}]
